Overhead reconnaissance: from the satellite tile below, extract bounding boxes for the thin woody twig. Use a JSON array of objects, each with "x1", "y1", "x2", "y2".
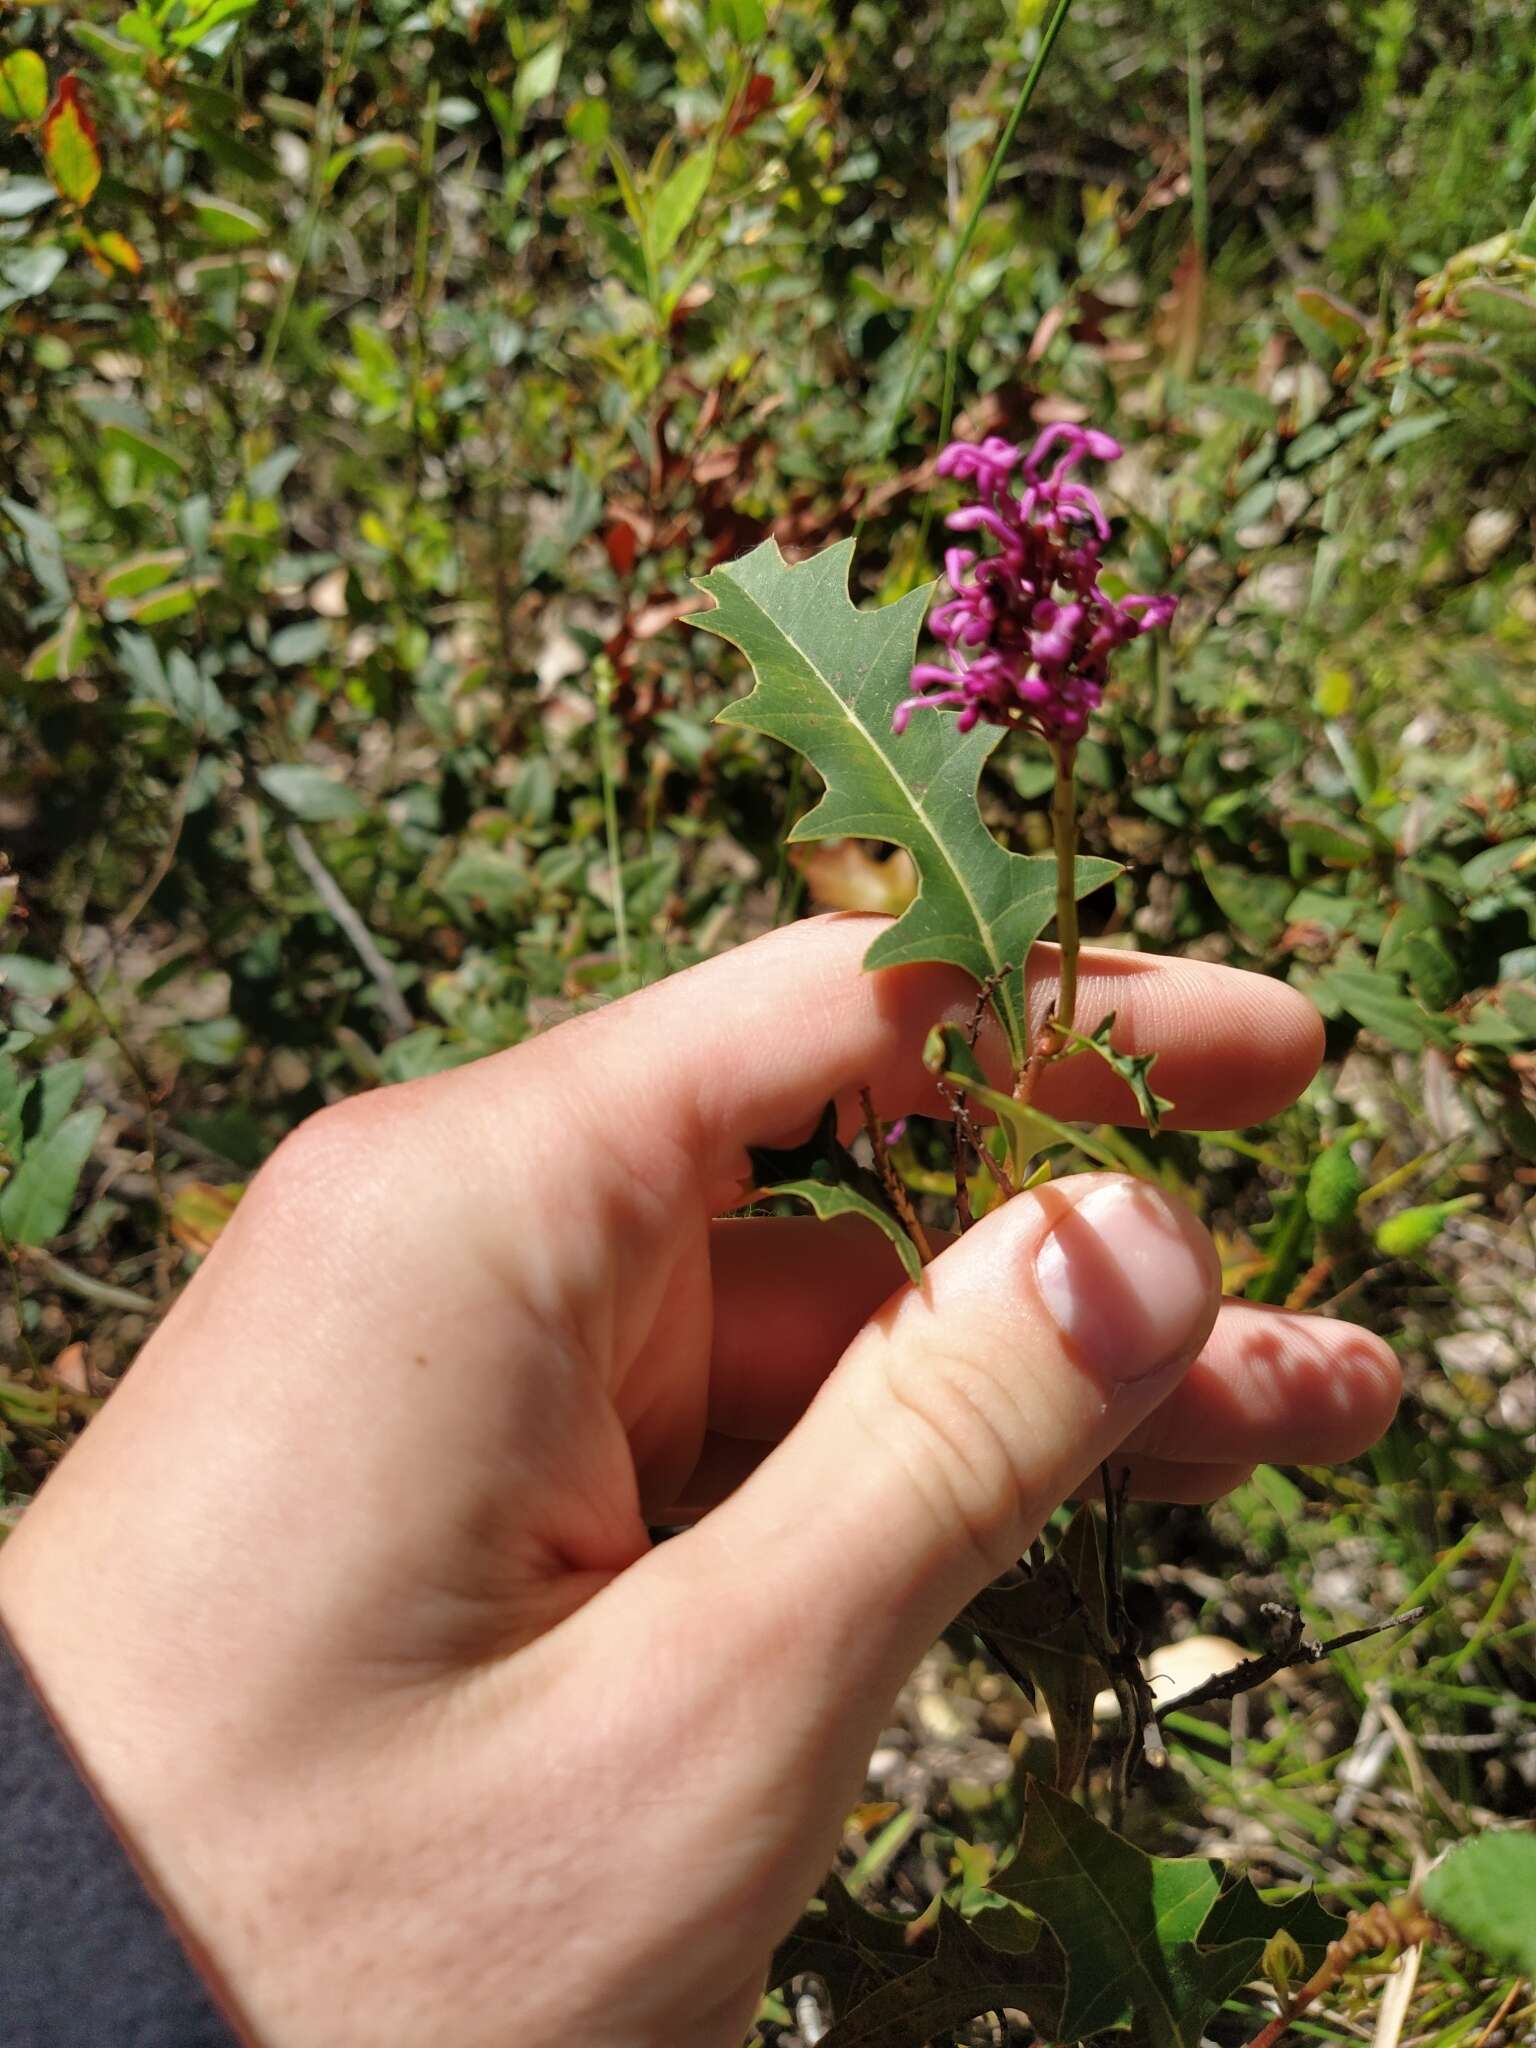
[
  {"x1": 951, "y1": 1112, "x2": 975, "y2": 1233},
  {"x1": 1099, "y1": 1463, "x2": 1164, "y2": 1827},
  {"x1": 284, "y1": 822, "x2": 413, "y2": 1039},
  {"x1": 860, "y1": 1088, "x2": 933, "y2": 1266},
  {"x1": 1155, "y1": 1607, "x2": 1430, "y2": 1722}
]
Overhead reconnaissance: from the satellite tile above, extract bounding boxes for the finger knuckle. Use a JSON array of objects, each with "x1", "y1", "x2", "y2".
[
  {"x1": 869, "y1": 1337, "x2": 1037, "y2": 1578},
  {"x1": 246, "y1": 1092, "x2": 395, "y2": 1235}
]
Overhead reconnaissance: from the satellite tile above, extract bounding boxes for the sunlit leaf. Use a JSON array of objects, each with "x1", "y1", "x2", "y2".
[
  {"x1": 690, "y1": 539, "x2": 1117, "y2": 1062},
  {"x1": 166, "y1": 0, "x2": 259, "y2": 50},
  {"x1": 990, "y1": 1784, "x2": 1264, "y2": 2048},
  {"x1": 186, "y1": 192, "x2": 267, "y2": 245},
  {"x1": 68, "y1": 21, "x2": 147, "y2": 71},
  {"x1": 325, "y1": 132, "x2": 416, "y2": 185},
  {"x1": 1423, "y1": 1834, "x2": 1536, "y2": 1971},
  {"x1": 257, "y1": 761, "x2": 363, "y2": 823},
  {"x1": 170, "y1": 1180, "x2": 244, "y2": 1257},
  {"x1": 85, "y1": 228, "x2": 142, "y2": 274},
  {"x1": 101, "y1": 551, "x2": 190, "y2": 600},
  {"x1": 0, "y1": 50, "x2": 48, "y2": 125},
  {"x1": 121, "y1": 576, "x2": 215, "y2": 624},
  {"x1": 99, "y1": 417, "x2": 191, "y2": 481},
  {"x1": 652, "y1": 145, "x2": 713, "y2": 263},
  {"x1": 0, "y1": 175, "x2": 56, "y2": 218},
  {"x1": 746, "y1": 1100, "x2": 921, "y2": 1285},
  {"x1": 0, "y1": 1104, "x2": 103, "y2": 1245},
  {"x1": 512, "y1": 34, "x2": 563, "y2": 117},
  {"x1": 42, "y1": 75, "x2": 101, "y2": 207}
]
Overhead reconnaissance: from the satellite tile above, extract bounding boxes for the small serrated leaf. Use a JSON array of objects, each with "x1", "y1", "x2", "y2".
[
  {"x1": 1200, "y1": 1877, "x2": 1344, "y2": 1962},
  {"x1": 747, "y1": 1100, "x2": 921, "y2": 1284},
  {"x1": 964, "y1": 1504, "x2": 1109, "y2": 1793},
  {"x1": 690, "y1": 539, "x2": 1118, "y2": 1061},
  {"x1": 1069, "y1": 1012, "x2": 1173, "y2": 1133},
  {"x1": 757, "y1": 1175, "x2": 922, "y2": 1284},
  {"x1": 820, "y1": 1903, "x2": 1065, "y2": 2048},
  {"x1": 924, "y1": 1021, "x2": 1125, "y2": 1172}
]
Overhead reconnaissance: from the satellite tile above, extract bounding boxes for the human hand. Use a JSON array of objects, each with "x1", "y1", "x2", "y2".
[{"x1": 0, "y1": 917, "x2": 1399, "y2": 2048}]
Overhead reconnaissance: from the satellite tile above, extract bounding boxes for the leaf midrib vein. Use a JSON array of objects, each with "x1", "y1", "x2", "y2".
[
  {"x1": 728, "y1": 576, "x2": 1003, "y2": 979},
  {"x1": 1051, "y1": 1820, "x2": 1208, "y2": 2041}
]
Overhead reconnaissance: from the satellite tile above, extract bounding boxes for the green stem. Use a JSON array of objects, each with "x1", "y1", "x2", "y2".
[
  {"x1": 259, "y1": 0, "x2": 365, "y2": 381},
  {"x1": 1013, "y1": 739, "x2": 1080, "y2": 1111},
  {"x1": 864, "y1": 0, "x2": 1077, "y2": 477},
  {"x1": 1051, "y1": 739, "x2": 1080, "y2": 1040}
]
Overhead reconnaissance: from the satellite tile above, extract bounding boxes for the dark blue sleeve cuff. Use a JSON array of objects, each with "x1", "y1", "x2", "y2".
[{"x1": 0, "y1": 1620, "x2": 243, "y2": 2046}]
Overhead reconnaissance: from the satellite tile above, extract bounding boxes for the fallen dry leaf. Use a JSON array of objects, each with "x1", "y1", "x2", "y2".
[
  {"x1": 792, "y1": 839, "x2": 918, "y2": 916},
  {"x1": 171, "y1": 1180, "x2": 245, "y2": 1258}
]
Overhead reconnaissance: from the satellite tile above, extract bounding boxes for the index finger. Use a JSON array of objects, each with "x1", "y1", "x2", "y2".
[{"x1": 502, "y1": 914, "x2": 1321, "y2": 1196}]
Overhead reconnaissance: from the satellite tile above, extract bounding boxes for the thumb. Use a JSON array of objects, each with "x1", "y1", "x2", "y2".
[{"x1": 674, "y1": 1173, "x2": 1221, "y2": 1709}]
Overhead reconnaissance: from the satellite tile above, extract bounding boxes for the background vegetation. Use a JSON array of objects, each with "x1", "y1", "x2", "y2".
[{"x1": 2, "y1": 0, "x2": 1534, "y2": 2041}]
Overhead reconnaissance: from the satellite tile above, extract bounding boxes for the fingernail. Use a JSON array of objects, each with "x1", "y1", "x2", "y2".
[{"x1": 1034, "y1": 1178, "x2": 1217, "y2": 1384}]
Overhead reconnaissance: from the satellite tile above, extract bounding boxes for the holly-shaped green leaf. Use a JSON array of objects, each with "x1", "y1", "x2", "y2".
[
  {"x1": 781, "y1": 1897, "x2": 1066, "y2": 2048},
  {"x1": 1199, "y1": 1876, "x2": 1346, "y2": 1960},
  {"x1": 824, "y1": 1904, "x2": 1065, "y2": 2047},
  {"x1": 1067, "y1": 1012, "x2": 1173, "y2": 1133},
  {"x1": 770, "y1": 1874, "x2": 931, "y2": 2022},
  {"x1": 688, "y1": 539, "x2": 1118, "y2": 1062},
  {"x1": 746, "y1": 1100, "x2": 922, "y2": 1283},
  {"x1": 963, "y1": 1503, "x2": 1110, "y2": 1794},
  {"x1": 989, "y1": 1783, "x2": 1265, "y2": 2048}
]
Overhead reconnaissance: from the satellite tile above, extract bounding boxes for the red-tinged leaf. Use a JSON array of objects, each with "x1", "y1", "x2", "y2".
[
  {"x1": 728, "y1": 71, "x2": 774, "y2": 135},
  {"x1": 1293, "y1": 286, "x2": 1370, "y2": 349},
  {"x1": 1155, "y1": 239, "x2": 1204, "y2": 379},
  {"x1": 86, "y1": 228, "x2": 142, "y2": 275},
  {"x1": 0, "y1": 49, "x2": 49, "y2": 125},
  {"x1": 43, "y1": 75, "x2": 101, "y2": 207},
  {"x1": 604, "y1": 517, "x2": 638, "y2": 577}
]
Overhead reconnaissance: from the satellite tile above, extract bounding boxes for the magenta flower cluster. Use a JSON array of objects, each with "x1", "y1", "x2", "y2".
[{"x1": 894, "y1": 424, "x2": 1177, "y2": 745}]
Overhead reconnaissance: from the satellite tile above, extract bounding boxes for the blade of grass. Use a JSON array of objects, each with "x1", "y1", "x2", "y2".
[{"x1": 860, "y1": 0, "x2": 1077, "y2": 487}]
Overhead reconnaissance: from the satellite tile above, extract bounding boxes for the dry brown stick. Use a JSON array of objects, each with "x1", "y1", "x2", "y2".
[
  {"x1": 1153, "y1": 1608, "x2": 1430, "y2": 1723},
  {"x1": 860, "y1": 1088, "x2": 933, "y2": 1266},
  {"x1": 950, "y1": 1109, "x2": 975, "y2": 1233},
  {"x1": 1472, "y1": 1980, "x2": 1525, "y2": 2048},
  {"x1": 967, "y1": 962, "x2": 1013, "y2": 1050},
  {"x1": 284, "y1": 822, "x2": 413, "y2": 1039},
  {"x1": 1099, "y1": 1463, "x2": 1164, "y2": 1829}
]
